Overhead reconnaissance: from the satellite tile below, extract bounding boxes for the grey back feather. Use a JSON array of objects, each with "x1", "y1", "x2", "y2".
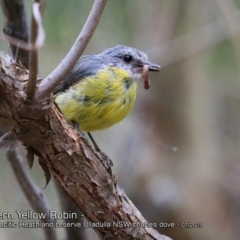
[{"x1": 53, "y1": 55, "x2": 103, "y2": 94}]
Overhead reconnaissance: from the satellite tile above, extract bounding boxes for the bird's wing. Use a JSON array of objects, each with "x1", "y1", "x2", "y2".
[{"x1": 53, "y1": 55, "x2": 103, "y2": 95}]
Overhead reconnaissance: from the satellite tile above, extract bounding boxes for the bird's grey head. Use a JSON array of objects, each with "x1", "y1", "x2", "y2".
[{"x1": 98, "y1": 45, "x2": 160, "y2": 80}]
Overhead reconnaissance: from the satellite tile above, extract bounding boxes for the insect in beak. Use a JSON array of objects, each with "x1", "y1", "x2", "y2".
[{"x1": 142, "y1": 62, "x2": 161, "y2": 89}]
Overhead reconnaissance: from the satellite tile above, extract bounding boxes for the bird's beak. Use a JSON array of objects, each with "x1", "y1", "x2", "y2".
[
  {"x1": 137, "y1": 62, "x2": 161, "y2": 71},
  {"x1": 148, "y1": 62, "x2": 161, "y2": 72}
]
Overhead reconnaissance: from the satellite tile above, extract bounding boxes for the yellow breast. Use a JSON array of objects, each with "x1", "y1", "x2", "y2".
[{"x1": 55, "y1": 67, "x2": 137, "y2": 132}]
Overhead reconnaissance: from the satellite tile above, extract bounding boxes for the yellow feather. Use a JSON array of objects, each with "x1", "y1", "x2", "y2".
[{"x1": 55, "y1": 67, "x2": 137, "y2": 132}]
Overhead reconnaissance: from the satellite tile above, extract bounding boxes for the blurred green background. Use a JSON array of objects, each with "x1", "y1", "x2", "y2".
[{"x1": 0, "y1": 0, "x2": 240, "y2": 239}]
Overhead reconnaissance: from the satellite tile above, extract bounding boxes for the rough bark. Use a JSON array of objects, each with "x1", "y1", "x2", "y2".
[{"x1": 0, "y1": 52, "x2": 171, "y2": 240}]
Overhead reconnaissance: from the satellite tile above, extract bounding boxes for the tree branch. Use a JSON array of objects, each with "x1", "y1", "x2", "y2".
[
  {"x1": 0, "y1": 3, "x2": 58, "y2": 240},
  {"x1": 26, "y1": 1, "x2": 45, "y2": 99},
  {"x1": 37, "y1": 0, "x2": 107, "y2": 100},
  {"x1": 55, "y1": 180, "x2": 90, "y2": 240},
  {"x1": 7, "y1": 148, "x2": 58, "y2": 240},
  {"x1": 0, "y1": 52, "x2": 171, "y2": 240},
  {"x1": 0, "y1": 0, "x2": 29, "y2": 68}
]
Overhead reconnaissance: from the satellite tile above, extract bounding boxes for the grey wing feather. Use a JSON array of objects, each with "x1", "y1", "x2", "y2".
[{"x1": 53, "y1": 55, "x2": 103, "y2": 94}]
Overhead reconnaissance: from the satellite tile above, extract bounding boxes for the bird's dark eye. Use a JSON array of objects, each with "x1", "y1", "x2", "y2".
[{"x1": 123, "y1": 54, "x2": 133, "y2": 63}]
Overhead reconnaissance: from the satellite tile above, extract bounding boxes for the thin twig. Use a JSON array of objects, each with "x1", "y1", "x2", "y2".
[
  {"x1": 0, "y1": 133, "x2": 17, "y2": 149},
  {"x1": 26, "y1": 2, "x2": 44, "y2": 100},
  {"x1": 37, "y1": 0, "x2": 108, "y2": 100},
  {"x1": 0, "y1": 35, "x2": 45, "y2": 51},
  {"x1": 7, "y1": 148, "x2": 58, "y2": 240}
]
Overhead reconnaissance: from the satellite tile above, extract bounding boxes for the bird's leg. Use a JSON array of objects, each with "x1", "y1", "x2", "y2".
[
  {"x1": 87, "y1": 132, "x2": 113, "y2": 173},
  {"x1": 87, "y1": 132, "x2": 100, "y2": 151}
]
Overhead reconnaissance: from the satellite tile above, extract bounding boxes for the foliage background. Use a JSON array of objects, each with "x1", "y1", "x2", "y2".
[{"x1": 0, "y1": 0, "x2": 239, "y2": 239}]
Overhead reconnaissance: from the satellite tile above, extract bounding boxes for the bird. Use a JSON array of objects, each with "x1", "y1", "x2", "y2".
[{"x1": 53, "y1": 45, "x2": 160, "y2": 150}]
